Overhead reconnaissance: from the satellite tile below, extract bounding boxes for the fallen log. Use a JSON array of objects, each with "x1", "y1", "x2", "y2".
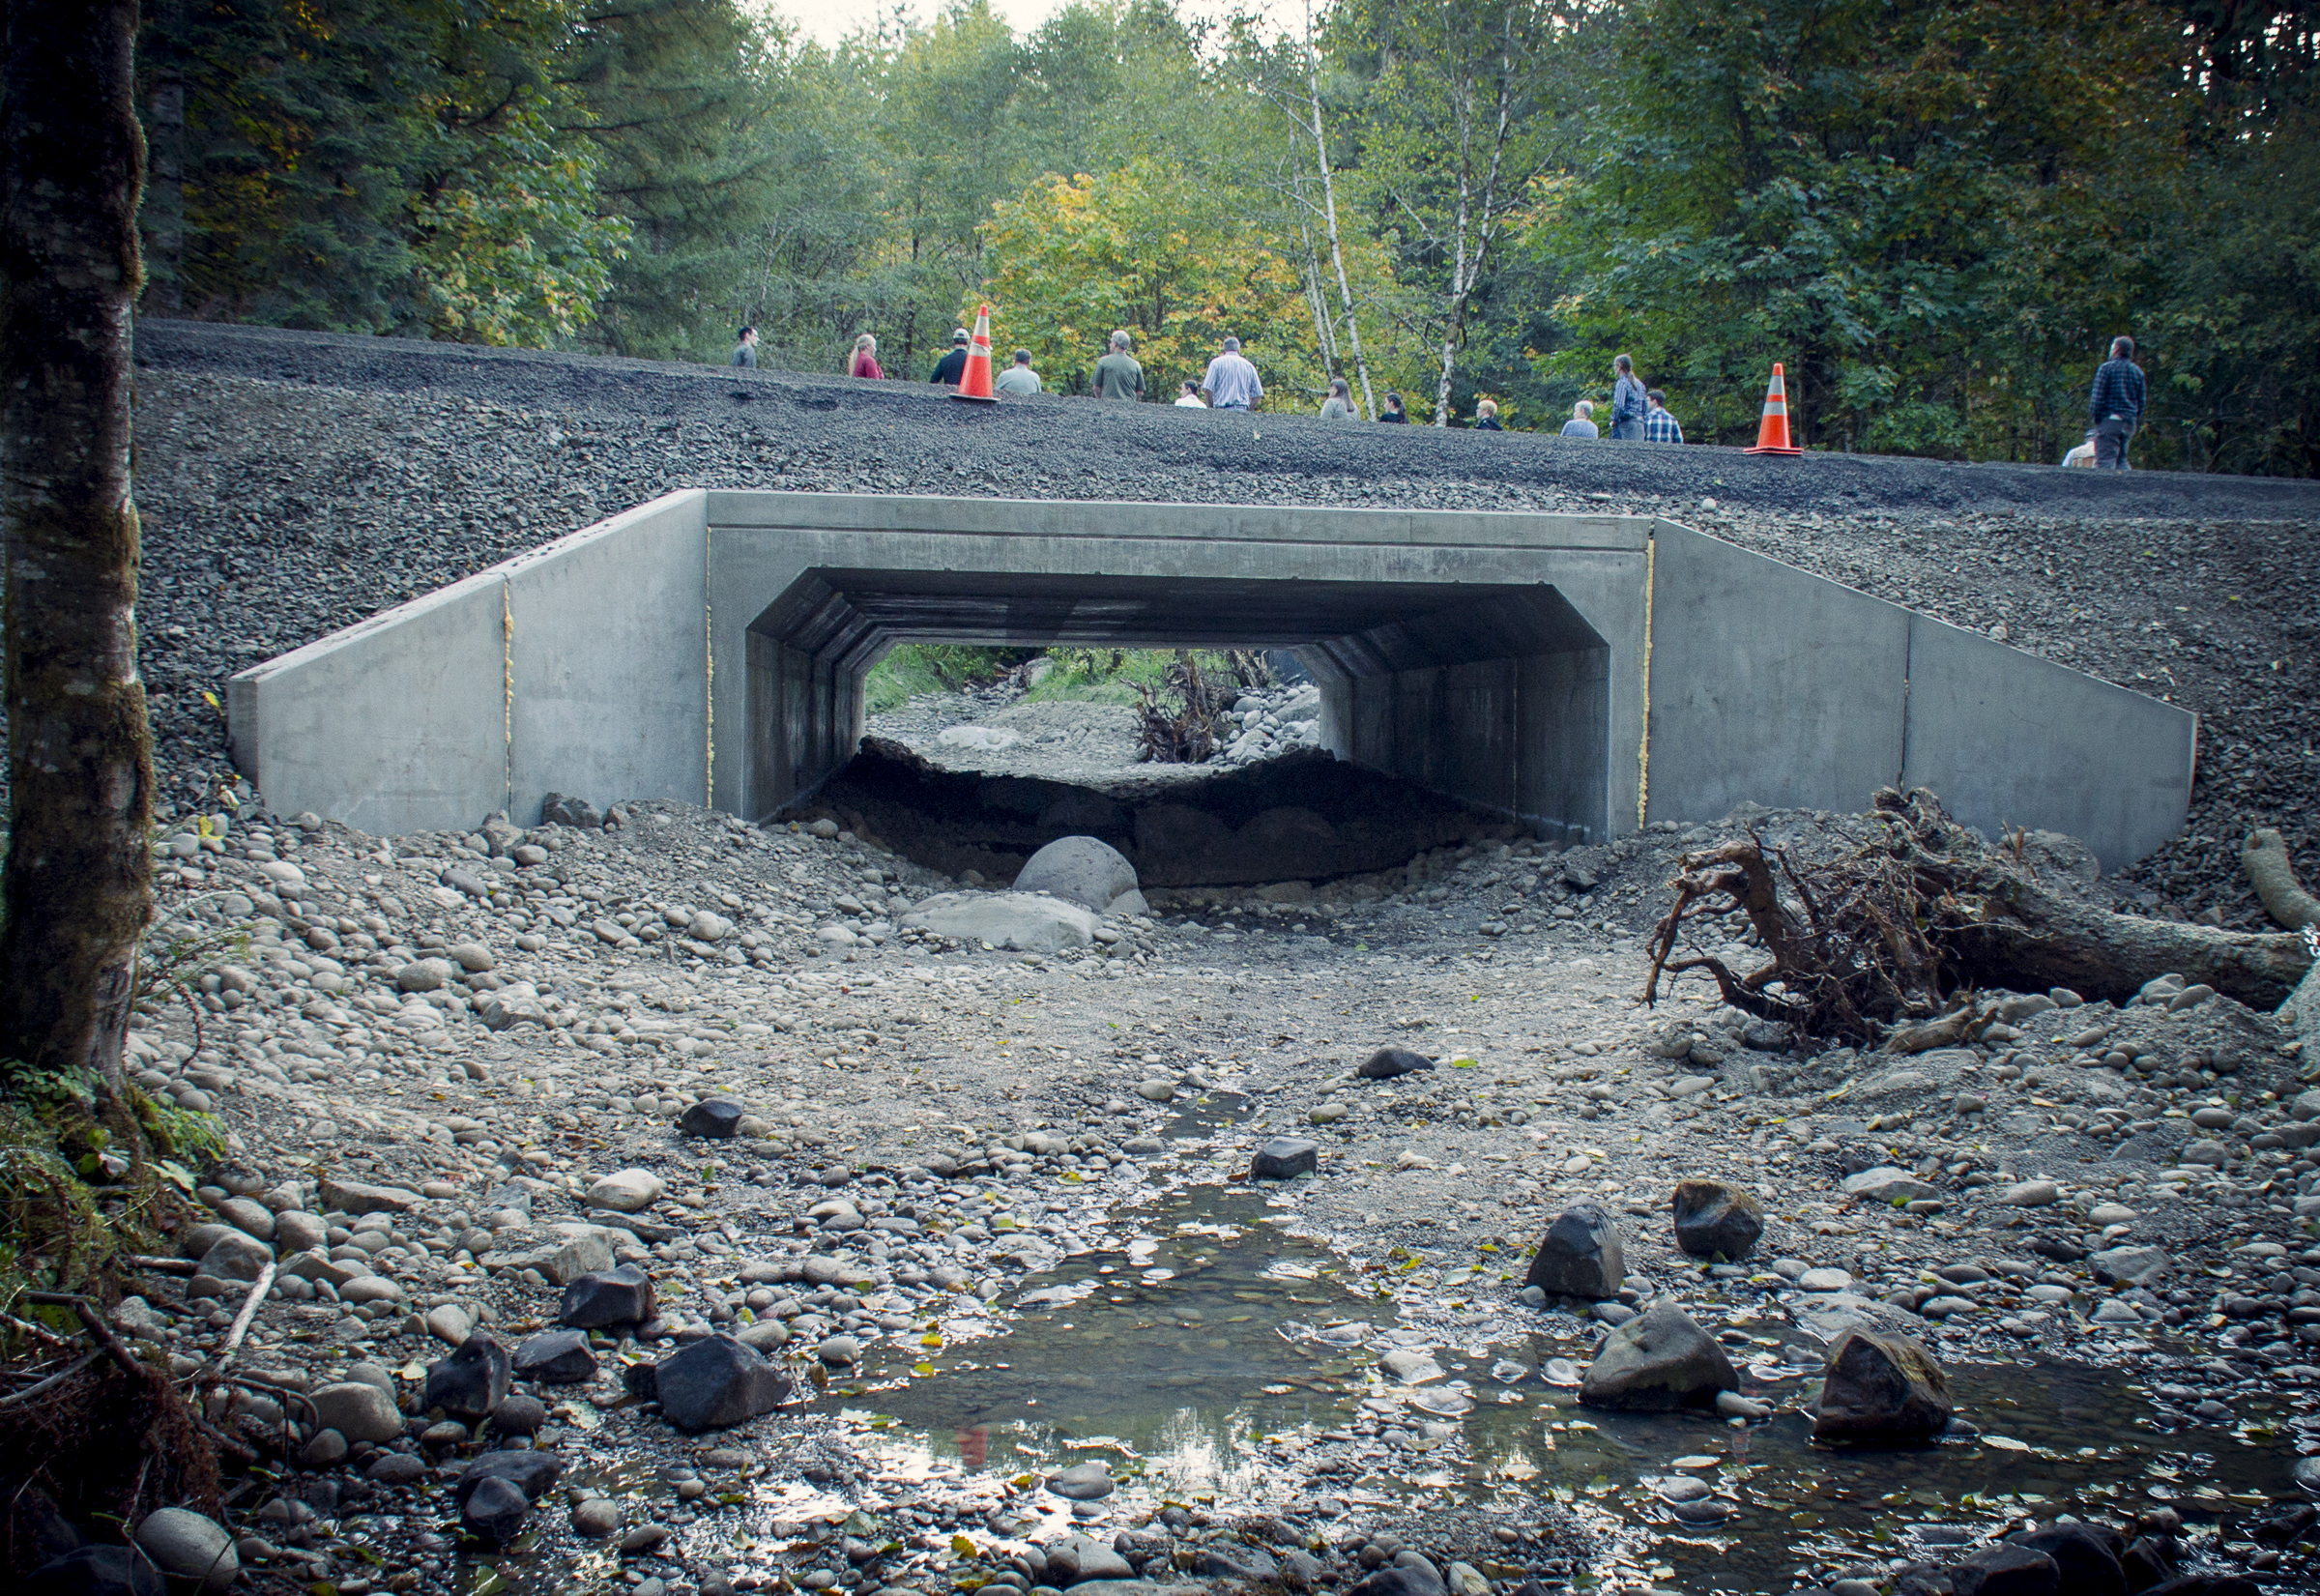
[
  {"x1": 1643, "y1": 787, "x2": 2313, "y2": 1042},
  {"x1": 2245, "y1": 827, "x2": 2320, "y2": 931}
]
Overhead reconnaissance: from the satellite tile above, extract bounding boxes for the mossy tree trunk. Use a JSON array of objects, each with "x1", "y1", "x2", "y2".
[{"x1": 1, "y1": 0, "x2": 154, "y2": 1101}]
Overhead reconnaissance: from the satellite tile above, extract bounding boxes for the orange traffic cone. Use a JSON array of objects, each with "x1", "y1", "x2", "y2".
[
  {"x1": 1744, "y1": 363, "x2": 1803, "y2": 455},
  {"x1": 952, "y1": 304, "x2": 997, "y2": 403}
]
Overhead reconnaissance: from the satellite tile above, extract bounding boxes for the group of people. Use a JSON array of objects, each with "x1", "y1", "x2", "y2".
[
  {"x1": 1555, "y1": 353, "x2": 1685, "y2": 444},
  {"x1": 739, "y1": 321, "x2": 2154, "y2": 463}
]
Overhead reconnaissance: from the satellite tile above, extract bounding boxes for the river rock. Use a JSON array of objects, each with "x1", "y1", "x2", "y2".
[
  {"x1": 1998, "y1": 1179, "x2": 2061, "y2": 1207},
  {"x1": 1048, "y1": 1461, "x2": 1116, "y2": 1500},
  {"x1": 1812, "y1": 1328, "x2": 1952, "y2": 1441},
  {"x1": 133, "y1": 1508, "x2": 237, "y2": 1594},
  {"x1": 1842, "y1": 1167, "x2": 1937, "y2": 1204},
  {"x1": 1347, "y1": 1565, "x2": 1447, "y2": 1596},
  {"x1": 318, "y1": 1175, "x2": 420, "y2": 1215},
  {"x1": 573, "y1": 1497, "x2": 623, "y2": 1537},
  {"x1": 1949, "y1": 1544, "x2": 2059, "y2": 1596},
  {"x1": 1014, "y1": 836, "x2": 1141, "y2": 914},
  {"x1": 456, "y1": 1448, "x2": 562, "y2": 1505},
  {"x1": 513, "y1": 1328, "x2": 599, "y2": 1383},
  {"x1": 678, "y1": 1098, "x2": 745, "y2": 1139},
  {"x1": 482, "y1": 1223, "x2": 617, "y2": 1286},
  {"x1": 309, "y1": 1380, "x2": 405, "y2": 1443},
  {"x1": 586, "y1": 1169, "x2": 664, "y2": 1212},
  {"x1": 2090, "y1": 1245, "x2": 2172, "y2": 1287},
  {"x1": 491, "y1": 1393, "x2": 548, "y2": 1436},
  {"x1": 901, "y1": 891, "x2": 1096, "y2": 952},
  {"x1": 1670, "y1": 1179, "x2": 1764, "y2": 1259},
  {"x1": 1251, "y1": 1137, "x2": 1320, "y2": 1179},
  {"x1": 2006, "y1": 1525, "x2": 2125, "y2": 1596},
  {"x1": 1579, "y1": 1300, "x2": 1735, "y2": 1410},
  {"x1": 560, "y1": 1264, "x2": 655, "y2": 1327},
  {"x1": 424, "y1": 1331, "x2": 511, "y2": 1420},
  {"x1": 652, "y1": 1333, "x2": 791, "y2": 1431},
  {"x1": 395, "y1": 958, "x2": 453, "y2": 993},
  {"x1": 196, "y1": 1231, "x2": 274, "y2": 1283},
  {"x1": 1358, "y1": 1047, "x2": 1436, "y2": 1079},
  {"x1": 1523, "y1": 1203, "x2": 1625, "y2": 1298},
  {"x1": 26, "y1": 1545, "x2": 165, "y2": 1596},
  {"x1": 1043, "y1": 1533, "x2": 1134, "y2": 1584},
  {"x1": 459, "y1": 1476, "x2": 530, "y2": 1544}
]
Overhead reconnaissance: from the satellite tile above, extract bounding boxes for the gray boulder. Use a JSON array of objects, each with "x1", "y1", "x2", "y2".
[
  {"x1": 901, "y1": 891, "x2": 1095, "y2": 952},
  {"x1": 559, "y1": 1264, "x2": 655, "y2": 1328},
  {"x1": 1523, "y1": 1203, "x2": 1625, "y2": 1299},
  {"x1": 2005, "y1": 1525, "x2": 2124, "y2": 1596},
  {"x1": 1014, "y1": 836, "x2": 1141, "y2": 914},
  {"x1": 1047, "y1": 1460, "x2": 1116, "y2": 1500},
  {"x1": 512, "y1": 1328, "x2": 598, "y2": 1383},
  {"x1": 1671, "y1": 1179, "x2": 1764, "y2": 1259},
  {"x1": 424, "y1": 1331, "x2": 511, "y2": 1421},
  {"x1": 652, "y1": 1334, "x2": 791, "y2": 1431},
  {"x1": 195, "y1": 1231, "x2": 273, "y2": 1283},
  {"x1": 132, "y1": 1509, "x2": 236, "y2": 1594},
  {"x1": 309, "y1": 1380, "x2": 405, "y2": 1443},
  {"x1": 1251, "y1": 1137, "x2": 1320, "y2": 1179},
  {"x1": 1043, "y1": 1533, "x2": 1135, "y2": 1585},
  {"x1": 1347, "y1": 1566, "x2": 1446, "y2": 1596},
  {"x1": 1578, "y1": 1301, "x2": 1736, "y2": 1411},
  {"x1": 540, "y1": 793, "x2": 603, "y2": 828},
  {"x1": 1812, "y1": 1328, "x2": 1952, "y2": 1441},
  {"x1": 460, "y1": 1475, "x2": 532, "y2": 1544},
  {"x1": 1358, "y1": 1048, "x2": 1435, "y2": 1079}
]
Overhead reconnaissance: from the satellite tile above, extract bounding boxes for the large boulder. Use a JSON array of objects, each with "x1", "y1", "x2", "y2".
[
  {"x1": 1812, "y1": 1328, "x2": 1952, "y2": 1441},
  {"x1": 424, "y1": 1331, "x2": 511, "y2": 1420},
  {"x1": 1358, "y1": 1048, "x2": 1435, "y2": 1079},
  {"x1": 26, "y1": 1546, "x2": 165, "y2": 1596},
  {"x1": 2006, "y1": 1525, "x2": 2125, "y2": 1596},
  {"x1": 652, "y1": 1333, "x2": 791, "y2": 1431},
  {"x1": 1579, "y1": 1300, "x2": 1736, "y2": 1410},
  {"x1": 1524, "y1": 1203, "x2": 1625, "y2": 1299},
  {"x1": 1014, "y1": 836, "x2": 1142, "y2": 914},
  {"x1": 1251, "y1": 1138, "x2": 1320, "y2": 1179},
  {"x1": 901, "y1": 891, "x2": 1096, "y2": 952},
  {"x1": 1670, "y1": 1180, "x2": 1764, "y2": 1260},
  {"x1": 309, "y1": 1380, "x2": 406, "y2": 1443},
  {"x1": 454, "y1": 1450, "x2": 562, "y2": 1545},
  {"x1": 512, "y1": 1328, "x2": 600, "y2": 1383},
  {"x1": 678, "y1": 1098, "x2": 745, "y2": 1140}
]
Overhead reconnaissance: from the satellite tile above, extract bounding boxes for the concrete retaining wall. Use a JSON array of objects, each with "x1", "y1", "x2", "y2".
[{"x1": 229, "y1": 489, "x2": 2195, "y2": 865}]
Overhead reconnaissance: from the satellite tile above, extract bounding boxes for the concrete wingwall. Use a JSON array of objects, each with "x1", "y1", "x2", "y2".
[{"x1": 228, "y1": 490, "x2": 2195, "y2": 867}]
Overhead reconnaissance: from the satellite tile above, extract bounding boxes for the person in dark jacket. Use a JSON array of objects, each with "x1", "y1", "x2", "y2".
[
  {"x1": 1607, "y1": 353, "x2": 1647, "y2": 440},
  {"x1": 2088, "y1": 334, "x2": 2147, "y2": 471},
  {"x1": 929, "y1": 328, "x2": 970, "y2": 386},
  {"x1": 730, "y1": 326, "x2": 758, "y2": 367},
  {"x1": 1472, "y1": 398, "x2": 1503, "y2": 431},
  {"x1": 1378, "y1": 392, "x2": 1408, "y2": 422}
]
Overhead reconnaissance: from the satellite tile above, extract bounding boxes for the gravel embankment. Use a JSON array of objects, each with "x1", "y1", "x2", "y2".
[{"x1": 106, "y1": 320, "x2": 2320, "y2": 920}]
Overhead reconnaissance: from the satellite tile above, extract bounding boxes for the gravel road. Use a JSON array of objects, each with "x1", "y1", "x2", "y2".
[{"x1": 102, "y1": 320, "x2": 2320, "y2": 922}]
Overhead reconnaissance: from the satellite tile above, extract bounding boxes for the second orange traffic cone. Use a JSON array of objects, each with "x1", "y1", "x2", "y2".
[
  {"x1": 1744, "y1": 362, "x2": 1802, "y2": 455},
  {"x1": 952, "y1": 304, "x2": 997, "y2": 403}
]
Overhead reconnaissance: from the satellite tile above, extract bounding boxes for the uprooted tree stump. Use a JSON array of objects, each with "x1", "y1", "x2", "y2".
[{"x1": 1642, "y1": 787, "x2": 2313, "y2": 1044}]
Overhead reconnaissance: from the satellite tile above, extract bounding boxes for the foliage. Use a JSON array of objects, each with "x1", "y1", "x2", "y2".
[
  {"x1": 862, "y1": 644, "x2": 1030, "y2": 712},
  {"x1": 983, "y1": 160, "x2": 1317, "y2": 397}
]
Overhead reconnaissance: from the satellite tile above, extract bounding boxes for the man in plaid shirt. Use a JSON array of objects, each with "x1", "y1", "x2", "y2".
[
  {"x1": 2088, "y1": 335, "x2": 2146, "y2": 470},
  {"x1": 1643, "y1": 389, "x2": 1684, "y2": 444}
]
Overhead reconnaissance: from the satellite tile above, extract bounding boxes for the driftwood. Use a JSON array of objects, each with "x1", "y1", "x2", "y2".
[{"x1": 1643, "y1": 787, "x2": 2313, "y2": 1043}]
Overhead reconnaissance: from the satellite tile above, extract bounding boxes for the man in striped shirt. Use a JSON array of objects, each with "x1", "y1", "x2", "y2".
[{"x1": 1643, "y1": 389, "x2": 1684, "y2": 444}]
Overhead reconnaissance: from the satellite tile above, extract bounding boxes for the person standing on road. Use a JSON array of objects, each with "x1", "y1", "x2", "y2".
[
  {"x1": 993, "y1": 348, "x2": 1042, "y2": 395},
  {"x1": 1201, "y1": 335, "x2": 1263, "y2": 411},
  {"x1": 849, "y1": 333, "x2": 883, "y2": 380},
  {"x1": 1608, "y1": 354, "x2": 1647, "y2": 440},
  {"x1": 2088, "y1": 334, "x2": 2147, "y2": 470},
  {"x1": 1174, "y1": 380, "x2": 1205, "y2": 408},
  {"x1": 1092, "y1": 331, "x2": 1146, "y2": 401},
  {"x1": 1560, "y1": 399, "x2": 1598, "y2": 438},
  {"x1": 1643, "y1": 389, "x2": 1683, "y2": 444},
  {"x1": 730, "y1": 325, "x2": 759, "y2": 368},
  {"x1": 1319, "y1": 378, "x2": 1356, "y2": 420},
  {"x1": 929, "y1": 328, "x2": 971, "y2": 386},
  {"x1": 1472, "y1": 398, "x2": 1503, "y2": 431}
]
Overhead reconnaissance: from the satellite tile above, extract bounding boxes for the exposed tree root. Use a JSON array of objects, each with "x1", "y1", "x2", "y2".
[
  {"x1": 2246, "y1": 827, "x2": 2320, "y2": 931},
  {"x1": 1644, "y1": 787, "x2": 2313, "y2": 1044}
]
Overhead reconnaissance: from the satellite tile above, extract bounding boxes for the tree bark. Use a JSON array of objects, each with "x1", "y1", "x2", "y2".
[
  {"x1": 1, "y1": 0, "x2": 155, "y2": 1094},
  {"x1": 2244, "y1": 827, "x2": 2320, "y2": 931},
  {"x1": 1962, "y1": 878, "x2": 2310, "y2": 1011}
]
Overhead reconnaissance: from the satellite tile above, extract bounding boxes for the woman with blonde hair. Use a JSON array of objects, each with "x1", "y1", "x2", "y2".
[{"x1": 849, "y1": 333, "x2": 883, "y2": 380}]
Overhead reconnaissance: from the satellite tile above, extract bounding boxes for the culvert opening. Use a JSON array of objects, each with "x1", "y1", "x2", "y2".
[{"x1": 743, "y1": 569, "x2": 1614, "y2": 851}]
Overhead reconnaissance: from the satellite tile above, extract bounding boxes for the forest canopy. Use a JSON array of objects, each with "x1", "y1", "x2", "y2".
[{"x1": 131, "y1": 0, "x2": 2320, "y2": 473}]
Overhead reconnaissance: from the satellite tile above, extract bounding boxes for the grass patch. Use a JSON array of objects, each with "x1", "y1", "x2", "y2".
[
  {"x1": 863, "y1": 645, "x2": 1033, "y2": 713},
  {"x1": 1022, "y1": 648, "x2": 1257, "y2": 705}
]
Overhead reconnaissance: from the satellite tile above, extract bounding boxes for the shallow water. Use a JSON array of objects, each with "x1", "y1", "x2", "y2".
[{"x1": 831, "y1": 1184, "x2": 2298, "y2": 1593}]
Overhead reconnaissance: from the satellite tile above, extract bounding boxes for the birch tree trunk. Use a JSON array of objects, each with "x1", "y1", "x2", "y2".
[
  {"x1": 1, "y1": 0, "x2": 155, "y2": 1099},
  {"x1": 1304, "y1": 27, "x2": 1376, "y2": 421}
]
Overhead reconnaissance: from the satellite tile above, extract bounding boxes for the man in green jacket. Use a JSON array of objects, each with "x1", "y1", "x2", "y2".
[{"x1": 1091, "y1": 331, "x2": 1145, "y2": 401}]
